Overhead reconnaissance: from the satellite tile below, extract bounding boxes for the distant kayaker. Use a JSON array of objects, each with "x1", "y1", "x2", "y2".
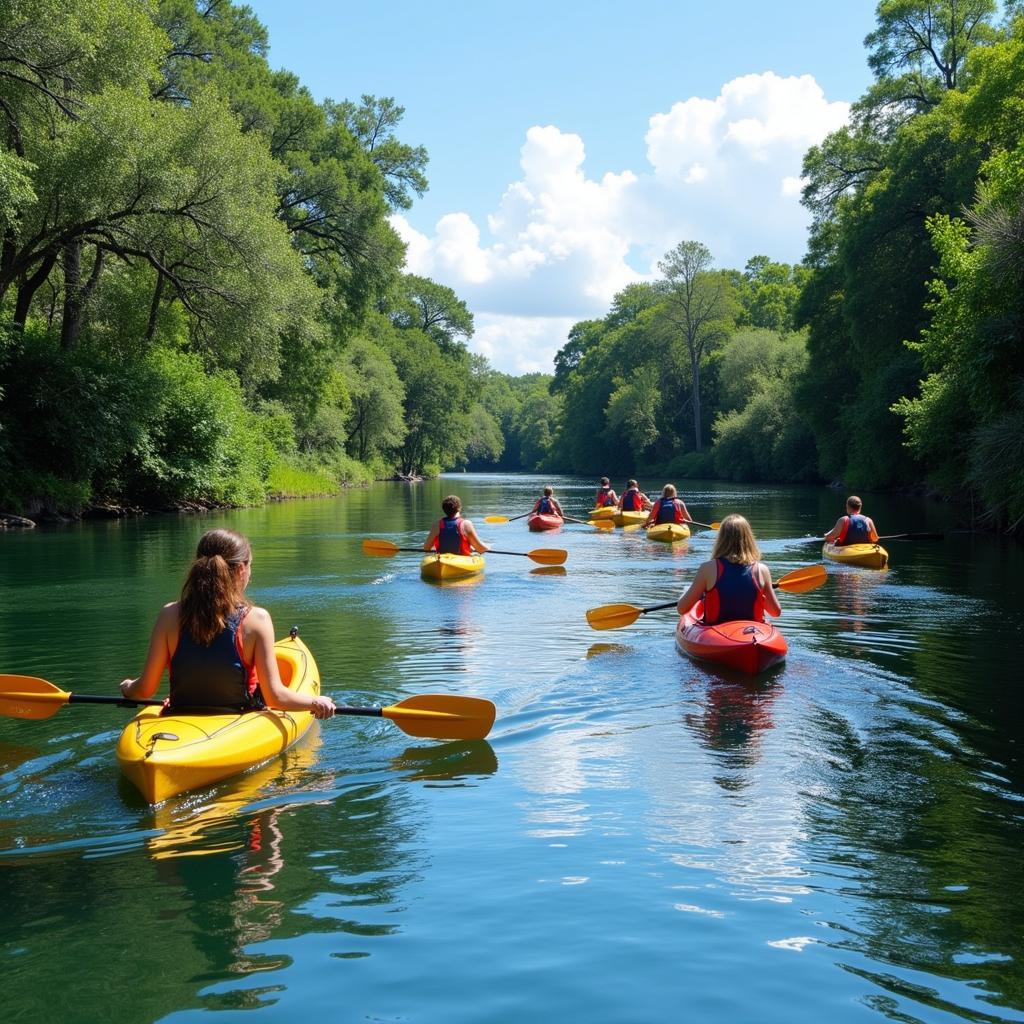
[
  {"x1": 423, "y1": 495, "x2": 491, "y2": 555},
  {"x1": 531, "y1": 486, "x2": 564, "y2": 519},
  {"x1": 618, "y1": 479, "x2": 652, "y2": 512},
  {"x1": 594, "y1": 477, "x2": 618, "y2": 508},
  {"x1": 644, "y1": 484, "x2": 690, "y2": 528},
  {"x1": 119, "y1": 528, "x2": 336, "y2": 718},
  {"x1": 676, "y1": 514, "x2": 781, "y2": 624},
  {"x1": 823, "y1": 495, "x2": 879, "y2": 546}
]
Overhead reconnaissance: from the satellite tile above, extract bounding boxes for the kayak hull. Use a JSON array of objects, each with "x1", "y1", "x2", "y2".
[
  {"x1": 614, "y1": 510, "x2": 649, "y2": 528},
  {"x1": 647, "y1": 522, "x2": 691, "y2": 543},
  {"x1": 822, "y1": 542, "x2": 888, "y2": 570},
  {"x1": 589, "y1": 506, "x2": 618, "y2": 521},
  {"x1": 420, "y1": 553, "x2": 486, "y2": 581},
  {"x1": 116, "y1": 633, "x2": 320, "y2": 804},
  {"x1": 675, "y1": 604, "x2": 787, "y2": 676},
  {"x1": 527, "y1": 513, "x2": 563, "y2": 532}
]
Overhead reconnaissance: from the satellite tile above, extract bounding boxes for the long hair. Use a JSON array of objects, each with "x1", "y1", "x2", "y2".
[
  {"x1": 711, "y1": 514, "x2": 761, "y2": 565},
  {"x1": 661, "y1": 484, "x2": 677, "y2": 497},
  {"x1": 179, "y1": 529, "x2": 251, "y2": 646}
]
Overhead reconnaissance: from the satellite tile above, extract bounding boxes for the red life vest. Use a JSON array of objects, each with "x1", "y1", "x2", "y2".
[
  {"x1": 653, "y1": 497, "x2": 683, "y2": 524},
  {"x1": 434, "y1": 516, "x2": 472, "y2": 556},
  {"x1": 702, "y1": 559, "x2": 765, "y2": 625},
  {"x1": 595, "y1": 487, "x2": 615, "y2": 507}
]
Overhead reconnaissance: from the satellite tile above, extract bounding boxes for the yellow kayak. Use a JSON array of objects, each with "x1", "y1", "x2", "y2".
[
  {"x1": 614, "y1": 510, "x2": 649, "y2": 528},
  {"x1": 420, "y1": 552, "x2": 486, "y2": 581},
  {"x1": 589, "y1": 506, "x2": 618, "y2": 521},
  {"x1": 647, "y1": 522, "x2": 691, "y2": 543},
  {"x1": 822, "y1": 542, "x2": 889, "y2": 570},
  {"x1": 116, "y1": 631, "x2": 321, "y2": 804}
]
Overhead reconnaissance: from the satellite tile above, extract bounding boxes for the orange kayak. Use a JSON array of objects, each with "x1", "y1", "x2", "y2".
[
  {"x1": 528, "y1": 512, "x2": 563, "y2": 532},
  {"x1": 675, "y1": 602, "x2": 787, "y2": 675}
]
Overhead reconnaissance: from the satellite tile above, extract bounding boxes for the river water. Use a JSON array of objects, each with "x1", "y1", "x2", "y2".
[{"x1": 1, "y1": 474, "x2": 1022, "y2": 1023}]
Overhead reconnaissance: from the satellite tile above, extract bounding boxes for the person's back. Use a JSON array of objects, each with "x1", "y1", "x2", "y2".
[
  {"x1": 825, "y1": 496, "x2": 878, "y2": 546},
  {"x1": 702, "y1": 559, "x2": 763, "y2": 624},
  {"x1": 595, "y1": 478, "x2": 617, "y2": 508}
]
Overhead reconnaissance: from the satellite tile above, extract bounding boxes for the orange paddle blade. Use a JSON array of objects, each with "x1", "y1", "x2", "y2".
[
  {"x1": 585, "y1": 603, "x2": 644, "y2": 631},
  {"x1": 383, "y1": 694, "x2": 496, "y2": 740},
  {"x1": 0, "y1": 674, "x2": 70, "y2": 720},
  {"x1": 527, "y1": 548, "x2": 568, "y2": 565},
  {"x1": 776, "y1": 563, "x2": 827, "y2": 593},
  {"x1": 588, "y1": 519, "x2": 616, "y2": 530},
  {"x1": 363, "y1": 538, "x2": 401, "y2": 556}
]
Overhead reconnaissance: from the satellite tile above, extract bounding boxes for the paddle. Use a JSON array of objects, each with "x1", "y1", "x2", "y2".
[
  {"x1": 0, "y1": 675, "x2": 496, "y2": 740},
  {"x1": 876, "y1": 532, "x2": 944, "y2": 541},
  {"x1": 585, "y1": 564, "x2": 828, "y2": 630},
  {"x1": 685, "y1": 519, "x2": 721, "y2": 531},
  {"x1": 362, "y1": 538, "x2": 567, "y2": 565},
  {"x1": 485, "y1": 512, "x2": 613, "y2": 530},
  {"x1": 484, "y1": 512, "x2": 531, "y2": 523}
]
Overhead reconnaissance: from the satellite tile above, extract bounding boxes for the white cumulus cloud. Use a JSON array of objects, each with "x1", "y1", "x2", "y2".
[{"x1": 394, "y1": 71, "x2": 849, "y2": 374}]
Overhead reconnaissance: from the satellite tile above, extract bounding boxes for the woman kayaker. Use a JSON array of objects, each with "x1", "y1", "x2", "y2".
[
  {"x1": 823, "y1": 495, "x2": 879, "y2": 546},
  {"x1": 644, "y1": 484, "x2": 690, "y2": 528},
  {"x1": 531, "y1": 486, "x2": 564, "y2": 519},
  {"x1": 594, "y1": 477, "x2": 618, "y2": 508},
  {"x1": 423, "y1": 495, "x2": 491, "y2": 555},
  {"x1": 676, "y1": 514, "x2": 781, "y2": 625},
  {"x1": 119, "y1": 529, "x2": 336, "y2": 718},
  {"x1": 618, "y1": 479, "x2": 652, "y2": 512}
]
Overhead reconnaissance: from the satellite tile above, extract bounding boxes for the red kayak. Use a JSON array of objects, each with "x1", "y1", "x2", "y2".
[
  {"x1": 527, "y1": 512, "x2": 563, "y2": 532},
  {"x1": 675, "y1": 601, "x2": 787, "y2": 675}
]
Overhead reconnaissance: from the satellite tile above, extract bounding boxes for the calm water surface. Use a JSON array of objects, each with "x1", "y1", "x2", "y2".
[{"x1": 1, "y1": 475, "x2": 1022, "y2": 1023}]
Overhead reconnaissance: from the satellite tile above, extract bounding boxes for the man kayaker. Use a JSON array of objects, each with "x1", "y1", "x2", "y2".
[
  {"x1": 618, "y1": 479, "x2": 652, "y2": 512},
  {"x1": 531, "y1": 486, "x2": 564, "y2": 519},
  {"x1": 423, "y1": 495, "x2": 491, "y2": 555},
  {"x1": 677, "y1": 514, "x2": 781, "y2": 624},
  {"x1": 594, "y1": 477, "x2": 618, "y2": 508},
  {"x1": 644, "y1": 484, "x2": 690, "y2": 528},
  {"x1": 823, "y1": 495, "x2": 879, "y2": 546},
  {"x1": 120, "y1": 528, "x2": 336, "y2": 718}
]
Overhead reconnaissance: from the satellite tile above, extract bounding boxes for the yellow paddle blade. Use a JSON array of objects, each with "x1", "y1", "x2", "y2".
[
  {"x1": 383, "y1": 694, "x2": 496, "y2": 740},
  {"x1": 709, "y1": 522, "x2": 721, "y2": 530},
  {"x1": 484, "y1": 515, "x2": 510, "y2": 523},
  {"x1": 776, "y1": 563, "x2": 827, "y2": 593},
  {"x1": 588, "y1": 519, "x2": 615, "y2": 530},
  {"x1": 585, "y1": 603, "x2": 644, "y2": 631},
  {"x1": 0, "y1": 674, "x2": 70, "y2": 720},
  {"x1": 622, "y1": 523, "x2": 645, "y2": 532},
  {"x1": 362, "y1": 538, "x2": 400, "y2": 556},
  {"x1": 527, "y1": 548, "x2": 568, "y2": 565}
]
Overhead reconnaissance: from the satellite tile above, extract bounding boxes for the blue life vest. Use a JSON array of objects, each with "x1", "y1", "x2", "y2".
[
  {"x1": 537, "y1": 496, "x2": 554, "y2": 515},
  {"x1": 838, "y1": 514, "x2": 871, "y2": 545},
  {"x1": 436, "y1": 516, "x2": 470, "y2": 555},
  {"x1": 621, "y1": 489, "x2": 642, "y2": 511},
  {"x1": 169, "y1": 608, "x2": 262, "y2": 712},
  {"x1": 703, "y1": 560, "x2": 764, "y2": 625},
  {"x1": 656, "y1": 497, "x2": 681, "y2": 524}
]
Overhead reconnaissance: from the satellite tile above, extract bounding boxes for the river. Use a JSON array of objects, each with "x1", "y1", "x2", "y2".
[{"x1": 1, "y1": 474, "x2": 1022, "y2": 1023}]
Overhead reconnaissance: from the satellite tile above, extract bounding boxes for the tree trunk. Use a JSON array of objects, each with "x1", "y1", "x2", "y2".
[
  {"x1": 13, "y1": 251, "x2": 58, "y2": 327},
  {"x1": 691, "y1": 357, "x2": 703, "y2": 452},
  {"x1": 60, "y1": 240, "x2": 83, "y2": 349},
  {"x1": 145, "y1": 268, "x2": 165, "y2": 343}
]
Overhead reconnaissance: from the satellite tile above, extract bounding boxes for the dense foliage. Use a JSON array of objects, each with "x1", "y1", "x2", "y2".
[{"x1": 0, "y1": 0, "x2": 494, "y2": 514}]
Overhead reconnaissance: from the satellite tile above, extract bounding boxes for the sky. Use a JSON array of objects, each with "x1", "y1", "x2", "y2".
[{"x1": 246, "y1": 0, "x2": 880, "y2": 374}]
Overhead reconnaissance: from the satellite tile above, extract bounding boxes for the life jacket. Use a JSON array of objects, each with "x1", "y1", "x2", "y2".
[
  {"x1": 654, "y1": 497, "x2": 683, "y2": 524},
  {"x1": 434, "y1": 516, "x2": 472, "y2": 556},
  {"x1": 702, "y1": 559, "x2": 765, "y2": 625},
  {"x1": 537, "y1": 496, "x2": 555, "y2": 515},
  {"x1": 595, "y1": 487, "x2": 615, "y2": 508},
  {"x1": 836, "y1": 514, "x2": 872, "y2": 546},
  {"x1": 621, "y1": 488, "x2": 643, "y2": 511},
  {"x1": 169, "y1": 607, "x2": 263, "y2": 712}
]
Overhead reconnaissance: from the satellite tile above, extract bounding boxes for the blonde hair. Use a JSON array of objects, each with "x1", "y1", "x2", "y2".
[
  {"x1": 179, "y1": 529, "x2": 251, "y2": 645},
  {"x1": 661, "y1": 484, "x2": 677, "y2": 497},
  {"x1": 543, "y1": 486, "x2": 553, "y2": 496},
  {"x1": 710, "y1": 514, "x2": 761, "y2": 565},
  {"x1": 846, "y1": 495, "x2": 863, "y2": 512}
]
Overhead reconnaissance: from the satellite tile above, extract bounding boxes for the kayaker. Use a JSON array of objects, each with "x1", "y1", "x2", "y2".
[
  {"x1": 618, "y1": 479, "x2": 652, "y2": 512},
  {"x1": 676, "y1": 514, "x2": 781, "y2": 624},
  {"x1": 644, "y1": 484, "x2": 690, "y2": 528},
  {"x1": 531, "y1": 486, "x2": 564, "y2": 519},
  {"x1": 594, "y1": 477, "x2": 618, "y2": 508},
  {"x1": 423, "y1": 495, "x2": 491, "y2": 555},
  {"x1": 823, "y1": 495, "x2": 879, "y2": 546},
  {"x1": 119, "y1": 529, "x2": 336, "y2": 718}
]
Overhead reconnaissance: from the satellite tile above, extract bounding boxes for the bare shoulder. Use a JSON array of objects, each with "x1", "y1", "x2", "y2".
[
  {"x1": 245, "y1": 604, "x2": 273, "y2": 626},
  {"x1": 155, "y1": 602, "x2": 180, "y2": 625}
]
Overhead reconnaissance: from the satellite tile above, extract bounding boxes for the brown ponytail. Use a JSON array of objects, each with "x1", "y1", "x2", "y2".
[{"x1": 179, "y1": 529, "x2": 252, "y2": 646}]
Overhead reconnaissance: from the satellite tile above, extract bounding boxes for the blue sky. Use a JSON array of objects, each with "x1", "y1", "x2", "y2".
[{"x1": 247, "y1": 0, "x2": 879, "y2": 372}]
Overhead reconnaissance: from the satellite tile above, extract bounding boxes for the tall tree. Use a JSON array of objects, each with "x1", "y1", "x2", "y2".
[{"x1": 657, "y1": 241, "x2": 736, "y2": 451}]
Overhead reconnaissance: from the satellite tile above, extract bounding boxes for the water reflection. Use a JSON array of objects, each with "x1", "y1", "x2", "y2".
[{"x1": 390, "y1": 739, "x2": 498, "y2": 781}]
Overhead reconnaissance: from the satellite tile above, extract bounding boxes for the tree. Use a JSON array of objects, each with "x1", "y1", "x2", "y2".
[
  {"x1": 657, "y1": 241, "x2": 736, "y2": 451},
  {"x1": 343, "y1": 339, "x2": 406, "y2": 463}
]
